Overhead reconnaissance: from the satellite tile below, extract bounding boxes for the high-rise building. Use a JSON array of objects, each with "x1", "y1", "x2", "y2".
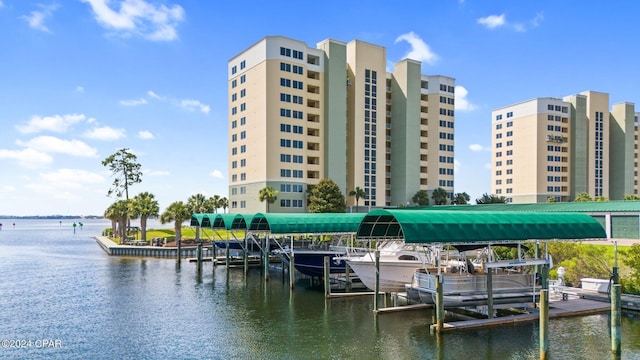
[
  {"x1": 491, "y1": 91, "x2": 636, "y2": 203},
  {"x1": 228, "y1": 36, "x2": 455, "y2": 213}
]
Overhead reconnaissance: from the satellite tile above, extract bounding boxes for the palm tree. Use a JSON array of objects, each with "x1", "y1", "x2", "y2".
[
  {"x1": 103, "y1": 202, "x2": 119, "y2": 239},
  {"x1": 160, "y1": 201, "x2": 191, "y2": 245},
  {"x1": 258, "y1": 186, "x2": 279, "y2": 212},
  {"x1": 412, "y1": 190, "x2": 429, "y2": 206},
  {"x1": 574, "y1": 192, "x2": 593, "y2": 202},
  {"x1": 131, "y1": 192, "x2": 160, "y2": 241},
  {"x1": 452, "y1": 192, "x2": 470, "y2": 205},
  {"x1": 348, "y1": 186, "x2": 367, "y2": 213},
  {"x1": 106, "y1": 200, "x2": 130, "y2": 243},
  {"x1": 432, "y1": 187, "x2": 449, "y2": 205},
  {"x1": 210, "y1": 194, "x2": 222, "y2": 213},
  {"x1": 219, "y1": 197, "x2": 229, "y2": 213},
  {"x1": 188, "y1": 194, "x2": 211, "y2": 241}
]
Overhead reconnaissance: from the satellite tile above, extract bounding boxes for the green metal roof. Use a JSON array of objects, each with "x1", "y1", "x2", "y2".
[
  {"x1": 230, "y1": 214, "x2": 253, "y2": 230},
  {"x1": 211, "y1": 214, "x2": 242, "y2": 230},
  {"x1": 249, "y1": 213, "x2": 367, "y2": 234},
  {"x1": 191, "y1": 213, "x2": 216, "y2": 227},
  {"x1": 357, "y1": 209, "x2": 607, "y2": 244},
  {"x1": 416, "y1": 201, "x2": 640, "y2": 213}
]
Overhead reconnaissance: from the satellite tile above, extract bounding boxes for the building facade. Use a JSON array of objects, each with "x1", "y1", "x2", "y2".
[
  {"x1": 491, "y1": 91, "x2": 636, "y2": 203},
  {"x1": 228, "y1": 36, "x2": 455, "y2": 213}
]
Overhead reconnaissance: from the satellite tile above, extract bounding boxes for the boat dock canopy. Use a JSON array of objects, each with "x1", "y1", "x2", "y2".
[
  {"x1": 190, "y1": 213, "x2": 253, "y2": 230},
  {"x1": 249, "y1": 213, "x2": 367, "y2": 234},
  {"x1": 416, "y1": 201, "x2": 640, "y2": 213},
  {"x1": 357, "y1": 210, "x2": 607, "y2": 244}
]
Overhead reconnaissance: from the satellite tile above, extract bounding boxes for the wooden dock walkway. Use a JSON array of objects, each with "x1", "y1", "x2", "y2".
[{"x1": 434, "y1": 297, "x2": 610, "y2": 333}]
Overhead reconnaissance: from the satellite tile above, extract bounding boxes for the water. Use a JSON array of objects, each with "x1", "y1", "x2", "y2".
[{"x1": 1, "y1": 219, "x2": 639, "y2": 359}]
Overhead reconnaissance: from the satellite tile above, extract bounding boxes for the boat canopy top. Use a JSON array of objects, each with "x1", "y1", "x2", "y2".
[
  {"x1": 356, "y1": 209, "x2": 607, "y2": 244},
  {"x1": 190, "y1": 213, "x2": 254, "y2": 230},
  {"x1": 249, "y1": 213, "x2": 367, "y2": 234}
]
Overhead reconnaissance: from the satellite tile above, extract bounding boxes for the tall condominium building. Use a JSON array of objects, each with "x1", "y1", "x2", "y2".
[
  {"x1": 491, "y1": 91, "x2": 636, "y2": 203},
  {"x1": 228, "y1": 36, "x2": 455, "y2": 213}
]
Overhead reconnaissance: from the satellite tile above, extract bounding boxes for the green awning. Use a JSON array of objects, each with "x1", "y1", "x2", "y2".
[
  {"x1": 191, "y1": 213, "x2": 216, "y2": 227},
  {"x1": 357, "y1": 210, "x2": 607, "y2": 244},
  {"x1": 415, "y1": 201, "x2": 640, "y2": 213},
  {"x1": 249, "y1": 213, "x2": 367, "y2": 234},
  {"x1": 212, "y1": 214, "x2": 243, "y2": 230},
  {"x1": 230, "y1": 214, "x2": 253, "y2": 230}
]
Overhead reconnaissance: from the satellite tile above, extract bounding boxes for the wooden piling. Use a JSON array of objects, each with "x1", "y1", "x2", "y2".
[
  {"x1": 324, "y1": 256, "x2": 330, "y2": 298},
  {"x1": 196, "y1": 242, "x2": 202, "y2": 274},
  {"x1": 289, "y1": 243, "x2": 295, "y2": 290},
  {"x1": 539, "y1": 289, "x2": 549, "y2": 360},
  {"x1": 487, "y1": 268, "x2": 494, "y2": 319},
  {"x1": 612, "y1": 284, "x2": 621, "y2": 356},
  {"x1": 374, "y1": 250, "x2": 380, "y2": 311}
]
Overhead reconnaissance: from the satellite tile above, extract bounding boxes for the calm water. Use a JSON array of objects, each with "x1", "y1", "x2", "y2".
[{"x1": 1, "y1": 219, "x2": 639, "y2": 360}]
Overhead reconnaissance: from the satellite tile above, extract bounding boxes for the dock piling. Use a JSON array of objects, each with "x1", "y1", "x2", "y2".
[
  {"x1": 539, "y1": 289, "x2": 549, "y2": 360},
  {"x1": 374, "y1": 250, "x2": 380, "y2": 311},
  {"x1": 324, "y1": 256, "x2": 330, "y2": 298},
  {"x1": 612, "y1": 284, "x2": 621, "y2": 356}
]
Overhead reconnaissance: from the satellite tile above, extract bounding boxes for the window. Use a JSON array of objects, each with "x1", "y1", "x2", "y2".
[
  {"x1": 240, "y1": 103, "x2": 246, "y2": 111},
  {"x1": 231, "y1": 66, "x2": 237, "y2": 75},
  {"x1": 240, "y1": 131, "x2": 246, "y2": 139},
  {"x1": 496, "y1": 114, "x2": 503, "y2": 120},
  {"x1": 240, "y1": 60, "x2": 246, "y2": 69},
  {"x1": 232, "y1": 120, "x2": 237, "y2": 129},
  {"x1": 240, "y1": 75, "x2": 246, "y2": 83},
  {"x1": 232, "y1": 79, "x2": 237, "y2": 88},
  {"x1": 240, "y1": 145, "x2": 246, "y2": 153},
  {"x1": 240, "y1": 89, "x2": 246, "y2": 98},
  {"x1": 240, "y1": 117, "x2": 246, "y2": 125},
  {"x1": 240, "y1": 159, "x2": 246, "y2": 167},
  {"x1": 506, "y1": 112, "x2": 513, "y2": 118},
  {"x1": 231, "y1": 93, "x2": 237, "y2": 102},
  {"x1": 240, "y1": 173, "x2": 245, "y2": 181},
  {"x1": 506, "y1": 121, "x2": 513, "y2": 127}
]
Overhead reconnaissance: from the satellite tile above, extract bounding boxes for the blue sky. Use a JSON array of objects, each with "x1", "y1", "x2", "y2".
[{"x1": 0, "y1": 0, "x2": 637, "y2": 216}]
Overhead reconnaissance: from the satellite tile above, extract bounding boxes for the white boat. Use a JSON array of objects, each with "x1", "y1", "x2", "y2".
[
  {"x1": 340, "y1": 240, "x2": 436, "y2": 292},
  {"x1": 409, "y1": 268, "x2": 536, "y2": 307},
  {"x1": 407, "y1": 246, "x2": 545, "y2": 307}
]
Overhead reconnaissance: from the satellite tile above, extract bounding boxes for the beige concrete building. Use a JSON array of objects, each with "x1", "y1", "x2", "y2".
[
  {"x1": 492, "y1": 91, "x2": 636, "y2": 203},
  {"x1": 228, "y1": 36, "x2": 455, "y2": 213}
]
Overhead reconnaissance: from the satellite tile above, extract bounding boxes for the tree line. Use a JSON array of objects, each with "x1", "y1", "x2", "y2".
[{"x1": 102, "y1": 148, "x2": 227, "y2": 243}]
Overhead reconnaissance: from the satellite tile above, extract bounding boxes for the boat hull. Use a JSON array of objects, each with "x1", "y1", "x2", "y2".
[
  {"x1": 291, "y1": 250, "x2": 349, "y2": 277},
  {"x1": 346, "y1": 258, "x2": 422, "y2": 292}
]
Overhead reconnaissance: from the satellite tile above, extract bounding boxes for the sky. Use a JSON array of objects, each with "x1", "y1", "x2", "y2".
[{"x1": 1, "y1": 1, "x2": 638, "y2": 216}]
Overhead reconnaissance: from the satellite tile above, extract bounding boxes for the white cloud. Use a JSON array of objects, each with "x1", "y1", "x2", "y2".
[
  {"x1": 25, "y1": 168, "x2": 104, "y2": 199},
  {"x1": 39, "y1": 169, "x2": 104, "y2": 187},
  {"x1": 16, "y1": 114, "x2": 86, "y2": 134},
  {"x1": 0, "y1": 1, "x2": 4, "y2": 8},
  {"x1": 180, "y1": 99, "x2": 210, "y2": 114},
  {"x1": 394, "y1": 31, "x2": 438, "y2": 65},
  {"x1": 16, "y1": 136, "x2": 98, "y2": 157},
  {"x1": 454, "y1": 159, "x2": 461, "y2": 173},
  {"x1": 137, "y1": 130, "x2": 154, "y2": 139},
  {"x1": 0, "y1": 148, "x2": 53, "y2": 168},
  {"x1": 146, "y1": 90, "x2": 210, "y2": 114},
  {"x1": 75, "y1": 86, "x2": 85, "y2": 93},
  {"x1": 119, "y1": 98, "x2": 148, "y2": 106},
  {"x1": 477, "y1": 14, "x2": 506, "y2": 29},
  {"x1": 469, "y1": 144, "x2": 490, "y2": 152},
  {"x1": 147, "y1": 90, "x2": 163, "y2": 100},
  {"x1": 21, "y1": 4, "x2": 59, "y2": 33},
  {"x1": 83, "y1": 126, "x2": 126, "y2": 140},
  {"x1": 478, "y1": 13, "x2": 544, "y2": 32},
  {"x1": 454, "y1": 86, "x2": 477, "y2": 111},
  {"x1": 2, "y1": 185, "x2": 16, "y2": 192},
  {"x1": 210, "y1": 170, "x2": 224, "y2": 179},
  {"x1": 81, "y1": 0, "x2": 185, "y2": 41}
]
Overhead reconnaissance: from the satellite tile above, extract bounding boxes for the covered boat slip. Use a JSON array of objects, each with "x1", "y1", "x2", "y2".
[
  {"x1": 355, "y1": 209, "x2": 607, "y2": 315},
  {"x1": 247, "y1": 213, "x2": 370, "y2": 285}
]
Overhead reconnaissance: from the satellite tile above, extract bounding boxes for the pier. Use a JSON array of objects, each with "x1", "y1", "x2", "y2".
[{"x1": 95, "y1": 236, "x2": 208, "y2": 257}]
